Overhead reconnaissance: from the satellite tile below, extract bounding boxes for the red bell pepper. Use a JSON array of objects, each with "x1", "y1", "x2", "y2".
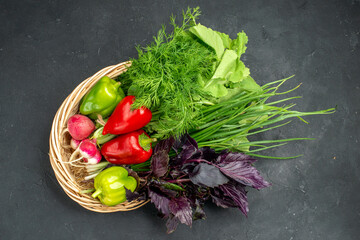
[
  {"x1": 102, "y1": 96, "x2": 152, "y2": 135},
  {"x1": 101, "y1": 129, "x2": 156, "y2": 165}
]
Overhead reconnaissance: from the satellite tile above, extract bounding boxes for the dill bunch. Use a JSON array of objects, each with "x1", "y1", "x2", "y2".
[{"x1": 118, "y1": 8, "x2": 217, "y2": 139}]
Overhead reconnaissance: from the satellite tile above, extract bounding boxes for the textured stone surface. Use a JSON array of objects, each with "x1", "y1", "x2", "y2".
[{"x1": 0, "y1": 0, "x2": 359, "y2": 239}]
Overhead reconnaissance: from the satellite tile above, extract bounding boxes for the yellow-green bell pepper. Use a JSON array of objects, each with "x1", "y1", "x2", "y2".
[
  {"x1": 80, "y1": 76, "x2": 125, "y2": 120},
  {"x1": 91, "y1": 166, "x2": 137, "y2": 206}
]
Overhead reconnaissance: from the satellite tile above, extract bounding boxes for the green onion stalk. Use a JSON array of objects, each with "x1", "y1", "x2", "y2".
[{"x1": 189, "y1": 77, "x2": 335, "y2": 158}]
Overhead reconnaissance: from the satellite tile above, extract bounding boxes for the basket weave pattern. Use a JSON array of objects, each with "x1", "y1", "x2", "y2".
[{"x1": 49, "y1": 62, "x2": 149, "y2": 212}]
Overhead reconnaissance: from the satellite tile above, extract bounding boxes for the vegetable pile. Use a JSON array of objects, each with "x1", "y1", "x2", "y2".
[{"x1": 62, "y1": 7, "x2": 334, "y2": 233}]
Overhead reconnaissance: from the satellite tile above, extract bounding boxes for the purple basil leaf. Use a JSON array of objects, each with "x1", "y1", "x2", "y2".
[
  {"x1": 166, "y1": 215, "x2": 179, "y2": 234},
  {"x1": 149, "y1": 182, "x2": 178, "y2": 198},
  {"x1": 211, "y1": 192, "x2": 237, "y2": 208},
  {"x1": 218, "y1": 160, "x2": 270, "y2": 189},
  {"x1": 215, "y1": 151, "x2": 270, "y2": 189},
  {"x1": 151, "y1": 138, "x2": 175, "y2": 177},
  {"x1": 156, "y1": 137, "x2": 175, "y2": 152},
  {"x1": 198, "y1": 147, "x2": 218, "y2": 162},
  {"x1": 211, "y1": 182, "x2": 249, "y2": 216},
  {"x1": 169, "y1": 168, "x2": 184, "y2": 179},
  {"x1": 220, "y1": 182, "x2": 249, "y2": 216},
  {"x1": 185, "y1": 134, "x2": 198, "y2": 149},
  {"x1": 151, "y1": 151, "x2": 169, "y2": 178},
  {"x1": 180, "y1": 135, "x2": 198, "y2": 161},
  {"x1": 148, "y1": 187, "x2": 171, "y2": 217},
  {"x1": 193, "y1": 199, "x2": 206, "y2": 220},
  {"x1": 170, "y1": 155, "x2": 185, "y2": 168},
  {"x1": 171, "y1": 135, "x2": 199, "y2": 166},
  {"x1": 125, "y1": 188, "x2": 141, "y2": 202},
  {"x1": 217, "y1": 151, "x2": 256, "y2": 164},
  {"x1": 184, "y1": 184, "x2": 210, "y2": 203},
  {"x1": 168, "y1": 197, "x2": 193, "y2": 226},
  {"x1": 188, "y1": 162, "x2": 229, "y2": 188},
  {"x1": 172, "y1": 134, "x2": 188, "y2": 152}
]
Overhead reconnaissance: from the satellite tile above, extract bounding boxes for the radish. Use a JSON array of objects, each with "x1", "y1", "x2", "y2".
[
  {"x1": 70, "y1": 138, "x2": 81, "y2": 150},
  {"x1": 67, "y1": 114, "x2": 95, "y2": 140},
  {"x1": 79, "y1": 139, "x2": 102, "y2": 164},
  {"x1": 68, "y1": 139, "x2": 102, "y2": 165},
  {"x1": 84, "y1": 150, "x2": 102, "y2": 165}
]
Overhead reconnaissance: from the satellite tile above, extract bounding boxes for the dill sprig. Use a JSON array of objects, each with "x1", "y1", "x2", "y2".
[{"x1": 118, "y1": 7, "x2": 217, "y2": 138}]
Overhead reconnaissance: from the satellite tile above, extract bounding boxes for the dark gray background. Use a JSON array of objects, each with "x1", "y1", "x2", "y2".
[{"x1": 1, "y1": 0, "x2": 359, "y2": 239}]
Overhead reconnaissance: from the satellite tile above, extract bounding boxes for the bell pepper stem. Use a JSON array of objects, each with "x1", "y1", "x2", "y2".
[
  {"x1": 139, "y1": 137, "x2": 157, "y2": 146},
  {"x1": 138, "y1": 133, "x2": 157, "y2": 151},
  {"x1": 80, "y1": 188, "x2": 95, "y2": 194},
  {"x1": 91, "y1": 189, "x2": 102, "y2": 198}
]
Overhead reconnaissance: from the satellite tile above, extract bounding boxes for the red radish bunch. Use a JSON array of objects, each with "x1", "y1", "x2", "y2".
[{"x1": 66, "y1": 115, "x2": 102, "y2": 165}]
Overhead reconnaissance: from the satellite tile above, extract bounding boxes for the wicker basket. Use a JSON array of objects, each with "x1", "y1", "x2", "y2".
[{"x1": 49, "y1": 62, "x2": 149, "y2": 212}]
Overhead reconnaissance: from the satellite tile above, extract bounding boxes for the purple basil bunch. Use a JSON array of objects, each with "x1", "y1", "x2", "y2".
[{"x1": 128, "y1": 135, "x2": 270, "y2": 233}]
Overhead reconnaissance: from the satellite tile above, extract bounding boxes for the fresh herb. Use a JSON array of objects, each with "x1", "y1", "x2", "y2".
[
  {"x1": 118, "y1": 7, "x2": 217, "y2": 139},
  {"x1": 190, "y1": 77, "x2": 335, "y2": 157},
  {"x1": 133, "y1": 135, "x2": 270, "y2": 233}
]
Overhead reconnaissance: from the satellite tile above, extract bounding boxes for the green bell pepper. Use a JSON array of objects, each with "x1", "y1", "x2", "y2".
[
  {"x1": 91, "y1": 166, "x2": 137, "y2": 206},
  {"x1": 80, "y1": 76, "x2": 125, "y2": 120}
]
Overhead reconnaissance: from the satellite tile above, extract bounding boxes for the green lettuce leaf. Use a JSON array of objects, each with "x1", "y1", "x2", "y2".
[
  {"x1": 203, "y1": 49, "x2": 237, "y2": 98},
  {"x1": 204, "y1": 78, "x2": 228, "y2": 98},
  {"x1": 231, "y1": 76, "x2": 261, "y2": 92},
  {"x1": 211, "y1": 49, "x2": 238, "y2": 79},
  {"x1": 228, "y1": 60, "x2": 250, "y2": 83},
  {"x1": 189, "y1": 25, "x2": 258, "y2": 99},
  {"x1": 189, "y1": 24, "x2": 225, "y2": 59},
  {"x1": 215, "y1": 31, "x2": 231, "y2": 49},
  {"x1": 204, "y1": 50, "x2": 254, "y2": 98},
  {"x1": 230, "y1": 31, "x2": 248, "y2": 58}
]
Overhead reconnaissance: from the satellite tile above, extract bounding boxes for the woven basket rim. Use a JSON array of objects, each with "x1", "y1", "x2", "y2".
[{"x1": 49, "y1": 61, "x2": 149, "y2": 213}]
